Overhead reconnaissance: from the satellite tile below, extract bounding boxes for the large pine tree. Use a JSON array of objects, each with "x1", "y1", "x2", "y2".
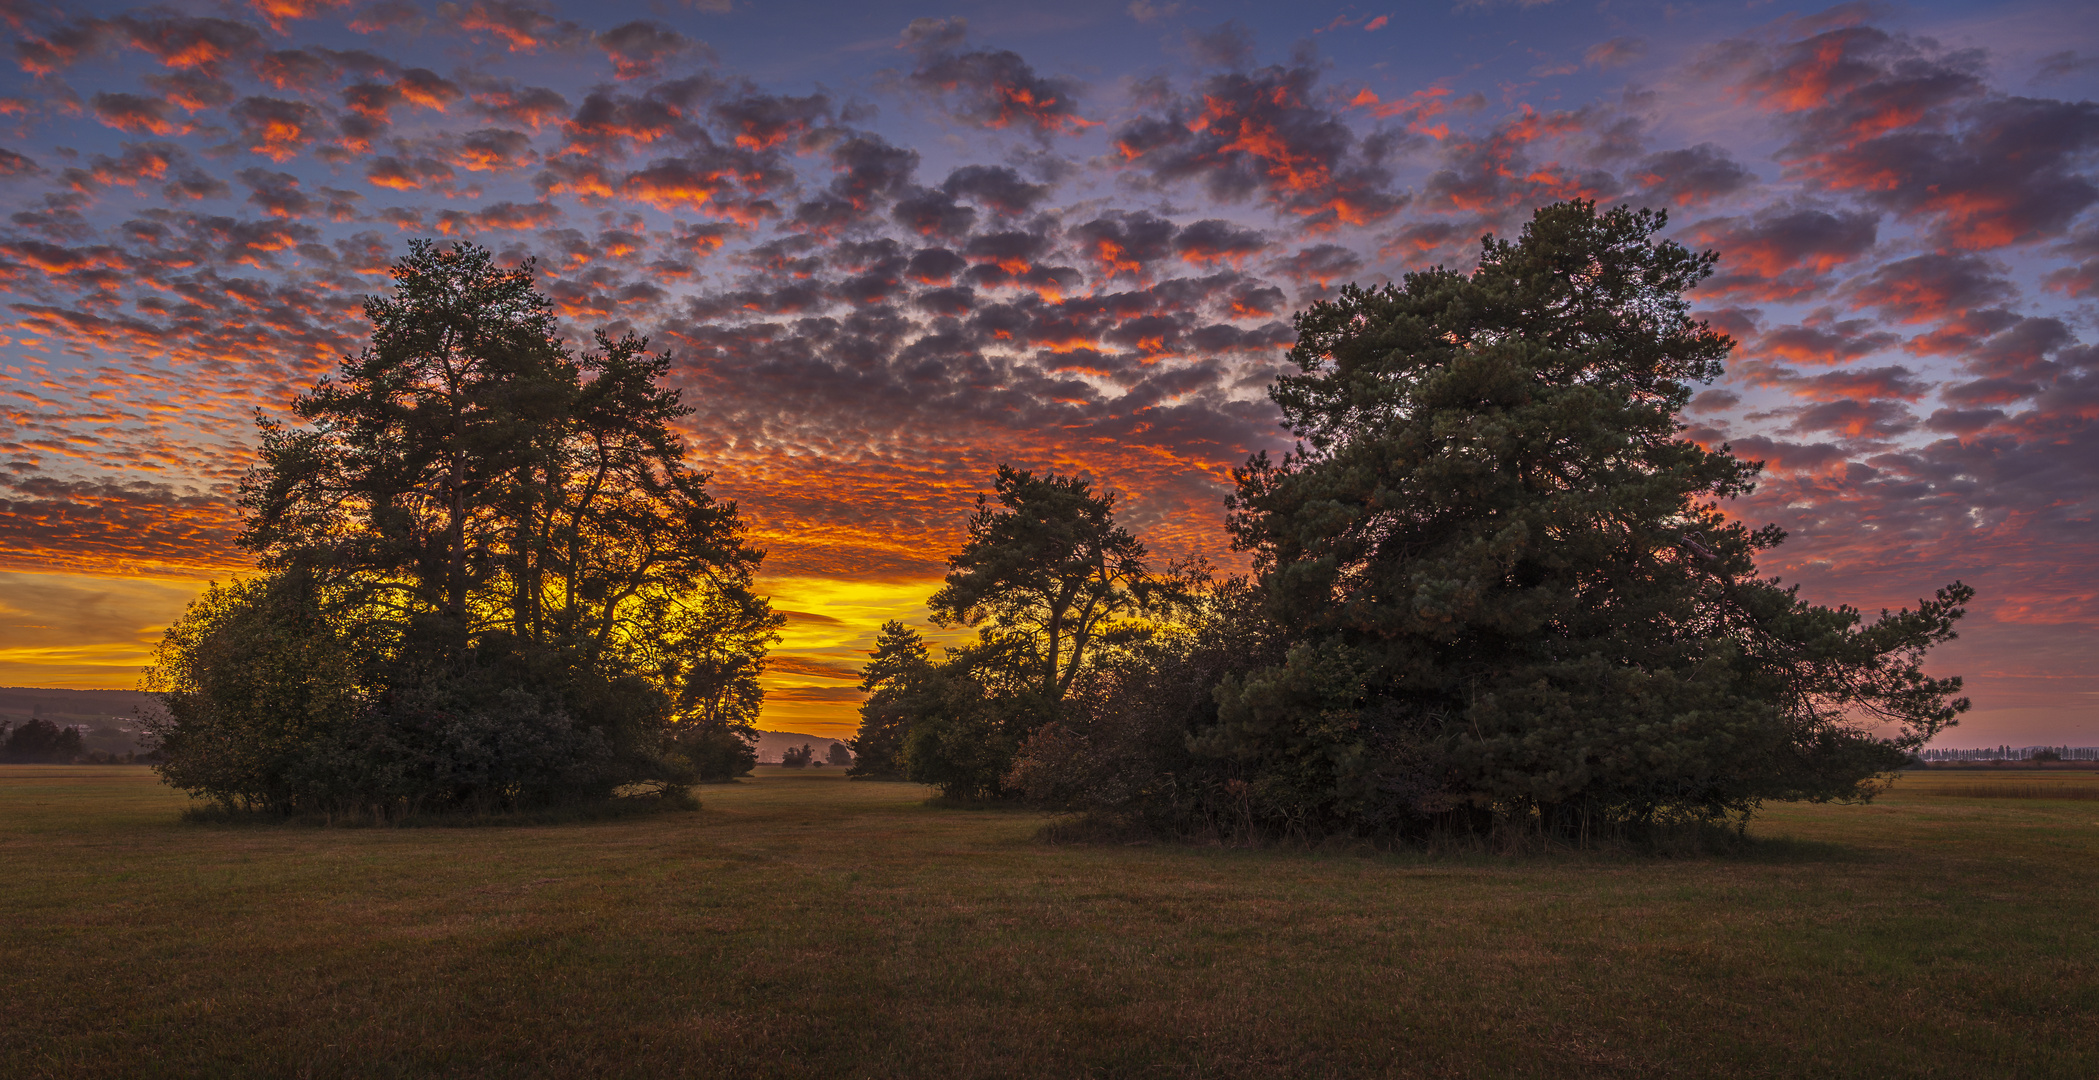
[{"x1": 1215, "y1": 202, "x2": 1970, "y2": 831}]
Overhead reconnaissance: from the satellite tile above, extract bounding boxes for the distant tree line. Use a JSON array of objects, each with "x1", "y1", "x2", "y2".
[
  {"x1": 0, "y1": 718, "x2": 157, "y2": 764},
  {"x1": 144, "y1": 242, "x2": 776, "y2": 817},
  {"x1": 851, "y1": 202, "x2": 1973, "y2": 842},
  {"x1": 775, "y1": 743, "x2": 854, "y2": 768},
  {"x1": 1, "y1": 719, "x2": 83, "y2": 763},
  {"x1": 1919, "y1": 746, "x2": 2096, "y2": 762}
]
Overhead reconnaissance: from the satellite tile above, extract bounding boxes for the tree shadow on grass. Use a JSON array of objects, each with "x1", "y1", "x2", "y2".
[
  {"x1": 174, "y1": 790, "x2": 701, "y2": 829},
  {"x1": 1033, "y1": 813, "x2": 1869, "y2": 866},
  {"x1": 1726, "y1": 834, "x2": 1861, "y2": 864}
]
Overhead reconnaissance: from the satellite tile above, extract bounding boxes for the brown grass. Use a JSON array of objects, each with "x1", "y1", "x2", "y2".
[
  {"x1": 1, "y1": 764, "x2": 2095, "y2": 1078},
  {"x1": 1898, "y1": 768, "x2": 2099, "y2": 802},
  {"x1": 1925, "y1": 783, "x2": 2099, "y2": 800}
]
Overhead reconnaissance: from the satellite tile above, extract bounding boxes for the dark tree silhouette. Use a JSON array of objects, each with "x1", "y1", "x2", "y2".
[
  {"x1": 930, "y1": 465, "x2": 1158, "y2": 710},
  {"x1": 147, "y1": 241, "x2": 775, "y2": 814},
  {"x1": 1210, "y1": 201, "x2": 1971, "y2": 832},
  {"x1": 848, "y1": 621, "x2": 934, "y2": 779}
]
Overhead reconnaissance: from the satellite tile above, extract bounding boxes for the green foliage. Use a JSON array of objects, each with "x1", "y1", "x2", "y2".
[
  {"x1": 148, "y1": 241, "x2": 773, "y2": 816},
  {"x1": 900, "y1": 653, "x2": 1047, "y2": 801},
  {"x1": 847, "y1": 623, "x2": 1053, "y2": 799},
  {"x1": 142, "y1": 578, "x2": 365, "y2": 811},
  {"x1": 1, "y1": 717, "x2": 85, "y2": 763},
  {"x1": 1206, "y1": 200, "x2": 1970, "y2": 834},
  {"x1": 145, "y1": 578, "x2": 688, "y2": 814},
  {"x1": 850, "y1": 466, "x2": 1173, "y2": 800},
  {"x1": 850, "y1": 637, "x2": 1082, "y2": 802}
]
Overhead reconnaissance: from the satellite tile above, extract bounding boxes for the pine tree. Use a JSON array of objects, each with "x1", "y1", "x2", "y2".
[
  {"x1": 1216, "y1": 201, "x2": 1970, "y2": 831},
  {"x1": 848, "y1": 621, "x2": 934, "y2": 778}
]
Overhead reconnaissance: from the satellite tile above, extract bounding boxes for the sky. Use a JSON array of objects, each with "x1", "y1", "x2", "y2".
[{"x1": 0, "y1": 0, "x2": 2093, "y2": 747}]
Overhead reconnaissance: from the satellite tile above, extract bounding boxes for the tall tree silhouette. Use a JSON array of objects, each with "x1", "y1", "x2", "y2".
[
  {"x1": 241, "y1": 240, "x2": 769, "y2": 671},
  {"x1": 1218, "y1": 201, "x2": 1970, "y2": 829},
  {"x1": 151, "y1": 241, "x2": 774, "y2": 813}
]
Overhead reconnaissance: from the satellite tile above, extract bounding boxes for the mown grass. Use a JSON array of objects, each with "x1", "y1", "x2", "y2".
[
  {"x1": 2, "y1": 765, "x2": 2094, "y2": 1079},
  {"x1": 1901, "y1": 770, "x2": 2099, "y2": 801}
]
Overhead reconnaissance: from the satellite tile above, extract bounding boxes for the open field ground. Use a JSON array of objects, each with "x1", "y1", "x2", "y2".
[{"x1": 2, "y1": 766, "x2": 2094, "y2": 1079}]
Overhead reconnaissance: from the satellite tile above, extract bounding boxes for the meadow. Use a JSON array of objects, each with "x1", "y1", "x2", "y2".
[{"x1": 1, "y1": 765, "x2": 2093, "y2": 1079}]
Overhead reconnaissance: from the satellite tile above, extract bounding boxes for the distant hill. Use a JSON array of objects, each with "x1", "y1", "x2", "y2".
[
  {"x1": 0, "y1": 687, "x2": 155, "y2": 721},
  {"x1": 0, "y1": 688, "x2": 159, "y2": 755},
  {"x1": 747, "y1": 729, "x2": 853, "y2": 764}
]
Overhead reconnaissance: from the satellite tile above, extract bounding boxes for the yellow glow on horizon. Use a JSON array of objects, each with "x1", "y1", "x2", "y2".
[
  {"x1": 0, "y1": 571, "x2": 215, "y2": 689},
  {"x1": 751, "y1": 574, "x2": 966, "y2": 740},
  {"x1": 0, "y1": 566, "x2": 954, "y2": 742}
]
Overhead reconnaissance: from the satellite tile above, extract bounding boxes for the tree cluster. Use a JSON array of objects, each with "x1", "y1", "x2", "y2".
[
  {"x1": 858, "y1": 202, "x2": 1972, "y2": 841},
  {"x1": 145, "y1": 242, "x2": 777, "y2": 816},
  {"x1": 847, "y1": 466, "x2": 1176, "y2": 799},
  {"x1": 2, "y1": 719, "x2": 85, "y2": 764}
]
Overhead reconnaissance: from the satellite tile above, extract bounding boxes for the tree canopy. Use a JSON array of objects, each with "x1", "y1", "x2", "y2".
[
  {"x1": 2, "y1": 718, "x2": 84, "y2": 764},
  {"x1": 1209, "y1": 201, "x2": 1969, "y2": 832},
  {"x1": 845, "y1": 467, "x2": 1177, "y2": 799},
  {"x1": 847, "y1": 620, "x2": 934, "y2": 779},
  {"x1": 142, "y1": 211, "x2": 1974, "y2": 840},
  {"x1": 147, "y1": 241, "x2": 775, "y2": 815}
]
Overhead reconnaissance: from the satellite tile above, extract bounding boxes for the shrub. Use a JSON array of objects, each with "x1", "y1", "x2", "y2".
[{"x1": 676, "y1": 725, "x2": 759, "y2": 781}]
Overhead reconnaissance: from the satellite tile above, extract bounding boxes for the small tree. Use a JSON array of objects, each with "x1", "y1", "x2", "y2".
[
  {"x1": 930, "y1": 466, "x2": 1157, "y2": 711},
  {"x1": 826, "y1": 742, "x2": 852, "y2": 766},
  {"x1": 141, "y1": 577, "x2": 365, "y2": 811},
  {"x1": 886, "y1": 466, "x2": 1170, "y2": 800},
  {"x1": 849, "y1": 621, "x2": 935, "y2": 778},
  {"x1": 900, "y1": 652, "x2": 1031, "y2": 800},
  {"x1": 676, "y1": 726, "x2": 758, "y2": 781},
  {"x1": 781, "y1": 744, "x2": 814, "y2": 768},
  {"x1": 1008, "y1": 574, "x2": 1288, "y2": 837}
]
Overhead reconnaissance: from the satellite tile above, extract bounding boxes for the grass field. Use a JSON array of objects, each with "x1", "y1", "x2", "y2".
[{"x1": 2, "y1": 766, "x2": 2094, "y2": 1079}]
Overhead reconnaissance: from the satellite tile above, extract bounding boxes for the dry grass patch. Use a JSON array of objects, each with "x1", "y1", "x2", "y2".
[
  {"x1": 1895, "y1": 767, "x2": 2099, "y2": 801},
  {"x1": 1928, "y1": 784, "x2": 2099, "y2": 800}
]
